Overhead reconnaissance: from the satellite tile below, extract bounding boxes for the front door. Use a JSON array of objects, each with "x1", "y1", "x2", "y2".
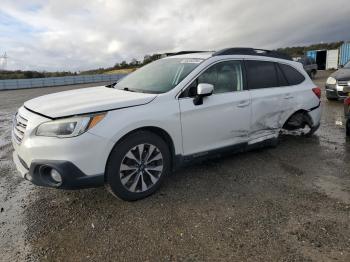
[{"x1": 178, "y1": 60, "x2": 251, "y2": 156}]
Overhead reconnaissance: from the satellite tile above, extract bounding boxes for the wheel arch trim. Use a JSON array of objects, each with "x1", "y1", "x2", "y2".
[{"x1": 105, "y1": 126, "x2": 177, "y2": 175}]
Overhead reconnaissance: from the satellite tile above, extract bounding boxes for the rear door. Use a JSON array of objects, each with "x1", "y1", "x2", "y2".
[
  {"x1": 277, "y1": 62, "x2": 307, "y2": 117},
  {"x1": 245, "y1": 60, "x2": 290, "y2": 143},
  {"x1": 179, "y1": 60, "x2": 251, "y2": 155}
]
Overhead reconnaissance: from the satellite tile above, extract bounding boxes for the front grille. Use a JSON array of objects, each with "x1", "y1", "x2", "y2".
[
  {"x1": 13, "y1": 113, "x2": 28, "y2": 144},
  {"x1": 338, "y1": 80, "x2": 349, "y2": 87}
]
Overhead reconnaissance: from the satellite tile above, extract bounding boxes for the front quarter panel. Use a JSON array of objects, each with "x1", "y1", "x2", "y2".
[{"x1": 88, "y1": 95, "x2": 183, "y2": 155}]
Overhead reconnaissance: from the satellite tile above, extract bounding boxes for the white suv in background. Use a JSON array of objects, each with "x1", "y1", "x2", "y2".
[{"x1": 12, "y1": 48, "x2": 321, "y2": 201}]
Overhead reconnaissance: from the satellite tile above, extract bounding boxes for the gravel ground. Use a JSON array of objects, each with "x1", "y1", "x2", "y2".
[{"x1": 0, "y1": 74, "x2": 349, "y2": 262}]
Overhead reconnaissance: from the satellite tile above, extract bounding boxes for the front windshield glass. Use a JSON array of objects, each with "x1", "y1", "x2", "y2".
[
  {"x1": 115, "y1": 58, "x2": 203, "y2": 93},
  {"x1": 344, "y1": 61, "x2": 350, "y2": 69}
]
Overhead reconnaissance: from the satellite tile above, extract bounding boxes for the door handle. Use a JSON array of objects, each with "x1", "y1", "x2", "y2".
[{"x1": 237, "y1": 100, "x2": 250, "y2": 108}]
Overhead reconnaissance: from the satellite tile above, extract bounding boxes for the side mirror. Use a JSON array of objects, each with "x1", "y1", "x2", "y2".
[{"x1": 193, "y1": 83, "x2": 214, "y2": 105}]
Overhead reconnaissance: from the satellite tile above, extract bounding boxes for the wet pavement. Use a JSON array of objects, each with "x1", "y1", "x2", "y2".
[{"x1": 0, "y1": 73, "x2": 349, "y2": 261}]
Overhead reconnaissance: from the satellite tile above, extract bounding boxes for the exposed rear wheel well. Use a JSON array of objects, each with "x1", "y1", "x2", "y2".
[{"x1": 283, "y1": 110, "x2": 313, "y2": 130}]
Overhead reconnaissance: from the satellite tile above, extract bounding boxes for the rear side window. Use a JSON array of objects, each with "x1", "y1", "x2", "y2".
[
  {"x1": 245, "y1": 61, "x2": 278, "y2": 89},
  {"x1": 275, "y1": 63, "x2": 288, "y2": 86},
  {"x1": 278, "y1": 63, "x2": 305, "y2": 85}
]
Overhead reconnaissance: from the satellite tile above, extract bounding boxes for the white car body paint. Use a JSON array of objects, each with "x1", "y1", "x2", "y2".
[
  {"x1": 24, "y1": 86, "x2": 157, "y2": 118},
  {"x1": 247, "y1": 59, "x2": 320, "y2": 142},
  {"x1": 179, "y1": 90, "x2": 250, "y2": 155},
  {"x1": 12, "y1": 52, "x2": 321, "y2": 183}
]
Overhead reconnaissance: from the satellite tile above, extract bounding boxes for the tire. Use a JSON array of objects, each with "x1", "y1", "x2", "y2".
[
  {"x1": 105, "y1": 131, "x2": 171, "y2": 201},
  {"x1": 346, "y1": 120, "x2": 350, "y2": 137},
  {"x1": 283, "y1": 112, "x2": 319, "y2": 137},
  {"x1": 301, "y1": 113, "x2": 320, "y2": 137},
  {"x1": 305, "y1": 123, "x2": 320, "y2": 137}
]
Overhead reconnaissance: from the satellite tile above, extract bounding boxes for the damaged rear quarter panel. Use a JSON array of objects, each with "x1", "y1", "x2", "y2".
[
  {"x1": 249, "y1": 87, "x2": 295, "y2": 139},
  {"x1": 249, "y1": 80, "x2": 319, "y2": 139}
]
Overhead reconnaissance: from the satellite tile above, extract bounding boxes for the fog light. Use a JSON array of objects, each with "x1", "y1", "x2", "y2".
[
  {"x1": 50, "y1": 169, "x2": 62, "y2": 184},
  {"x1": 24, "y1": 173, "x2": 32, "y2": 181}
]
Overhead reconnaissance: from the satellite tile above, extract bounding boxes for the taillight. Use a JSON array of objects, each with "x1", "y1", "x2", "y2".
[
  {"x1": 345, "y1": 97, "x2": 350, "y2": 105},
  {"x1": 312, "y1": 87, "x2": 321, "y2": 99}
]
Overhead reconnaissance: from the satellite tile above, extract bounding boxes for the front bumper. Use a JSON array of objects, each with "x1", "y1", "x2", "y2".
[
  {"x1": 13, "y1": 151, "x2": 104, "y2": 189},
  {"x1": 11, "y1": 106, "x2": 114, "y2": 189},
  {"x1": 326, "y1": 84, "x2": 350, "y2": 99}
]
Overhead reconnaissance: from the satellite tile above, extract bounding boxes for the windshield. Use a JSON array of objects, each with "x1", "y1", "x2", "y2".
[
  {"x1": 115, "y1": 58, "x2": 203, "y2": 93},
  {"x1": 344, "y1": 61, "x2": 350, "y2": 69}
]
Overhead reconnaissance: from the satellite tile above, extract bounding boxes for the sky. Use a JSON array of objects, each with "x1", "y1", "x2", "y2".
[{"x1": 0, "y1": 0, "x2": 350, "y2": 71}]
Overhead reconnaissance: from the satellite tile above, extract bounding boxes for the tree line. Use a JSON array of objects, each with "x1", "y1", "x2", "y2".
[
  {"x1": 276, "y1": 41, "x2": 343, "y2": 57},
  {"x1": 0, "y1": 41, "x2": 345, "y2": 80},
  {"x1": 0, "y1": 70, "x2": 77, "y2": 80},
  {"x1": 79, "y1": 54, "x2": 161, "y2": 75}
]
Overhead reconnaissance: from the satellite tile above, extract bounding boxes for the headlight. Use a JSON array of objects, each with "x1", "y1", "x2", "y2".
[
  {"x1": 36, "y1": 113, "x2": 106, "y2": 138},
  {"x1": 326, "y1": 77, "x2": 337, "y2": 85}
]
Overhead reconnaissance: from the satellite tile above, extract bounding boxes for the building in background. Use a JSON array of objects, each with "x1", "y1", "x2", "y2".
[
  {"x1": 305, "y1": 42, "x2": 350, "y2": 70},
  {"x1": 339, "y1": 42, "x2": 350, "y2": 67},
  {"x1": 306, "y1": 49, "x2": 338, "y2": 70}
]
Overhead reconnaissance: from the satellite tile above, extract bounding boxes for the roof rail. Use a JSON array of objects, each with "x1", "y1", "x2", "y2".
[
  {"x1": 168, "y1": 51, "x2": 212, "y2": 56},
  {"x1": 212, "y1": 48, "x2": 292, "y2": 60}
]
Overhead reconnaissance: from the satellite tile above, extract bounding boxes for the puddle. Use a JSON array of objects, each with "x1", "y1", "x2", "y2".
[{"x1": 335, "y1": 120, "x2": 343, "y2": 126}]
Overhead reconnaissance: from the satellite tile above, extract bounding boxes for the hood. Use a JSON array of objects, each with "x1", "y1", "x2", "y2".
[
  {"x1": 331, "y1": 68, "x2": 350, "y2": 81},
  {"x1": 24, "y1": 86, "x2": 157, "y2": 118}
]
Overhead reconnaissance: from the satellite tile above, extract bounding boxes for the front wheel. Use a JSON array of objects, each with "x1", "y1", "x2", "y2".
[
  {"x1": 346, "y1": 120, "x2": 350, "y2": 137},
  {"x1": 105, "y1": 131, "x2": 171, "y2": 201}
]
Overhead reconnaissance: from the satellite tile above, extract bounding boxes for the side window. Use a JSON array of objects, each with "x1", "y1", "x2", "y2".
[
  {"x1": 279, "y1": 63, "x2": 305, "y2": 85},
  {"x1": 186, "y1": 61, "x2": 243, "y2": 97},
  {"x1": 245, "y1": 60, "x2": 278, "y2": 89},
  {"x1": 275, "y1": 63, "x2": 288, "y2": 86},
  {"x1": 198, "y1": 65, "x2": 217, "y2": 87}
]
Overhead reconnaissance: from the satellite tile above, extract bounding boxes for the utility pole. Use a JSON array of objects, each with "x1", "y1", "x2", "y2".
[{"x1": 0, "y1": 52, "x2": 8, "y2": 70}]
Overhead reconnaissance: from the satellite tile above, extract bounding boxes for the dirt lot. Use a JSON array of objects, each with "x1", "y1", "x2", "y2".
[{"x1": 1, "y1": 73, "x2": 349, "y2": 262}]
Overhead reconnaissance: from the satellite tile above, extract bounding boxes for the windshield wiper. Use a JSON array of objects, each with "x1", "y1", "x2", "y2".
[
  {"x1": 114, "y1": 86, "x2": 160, "y2": 94},
  {"x1": 105, "y1": 82, "x2": 117, "y2": 88},
  {"x1": 107, "y1": 84, "x2": 137, "y2": 92},
  {"x1": 121, "y1": 87, "x2": 136, "y2": 92}
]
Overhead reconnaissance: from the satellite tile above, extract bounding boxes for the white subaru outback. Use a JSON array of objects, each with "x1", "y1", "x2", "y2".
[{"x1": 12, "y1": 48, "x2": 321, "y2": 201}]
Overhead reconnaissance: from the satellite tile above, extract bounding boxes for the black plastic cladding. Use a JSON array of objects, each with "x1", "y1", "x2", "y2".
[
  {"x1": 213, "y1": 48, "x2": 292, "y2": 61},
  {"x1": 169, "y1": 51, "x2": 212, "y2": 56}
]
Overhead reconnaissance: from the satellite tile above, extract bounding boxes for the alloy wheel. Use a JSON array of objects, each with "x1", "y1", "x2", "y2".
[{"x1": 119, "y1": 143, "x2": 163, "y2": 193}]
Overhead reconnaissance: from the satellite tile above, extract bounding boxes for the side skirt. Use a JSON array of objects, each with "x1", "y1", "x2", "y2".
[{"x1": 173, "y1": 137, "x2": 278, "y2": 170}]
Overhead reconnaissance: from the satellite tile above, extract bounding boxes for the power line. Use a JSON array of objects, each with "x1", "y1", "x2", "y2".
[{"x1": 0, "y1": 52, "x2": 8, "y2": 70}]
